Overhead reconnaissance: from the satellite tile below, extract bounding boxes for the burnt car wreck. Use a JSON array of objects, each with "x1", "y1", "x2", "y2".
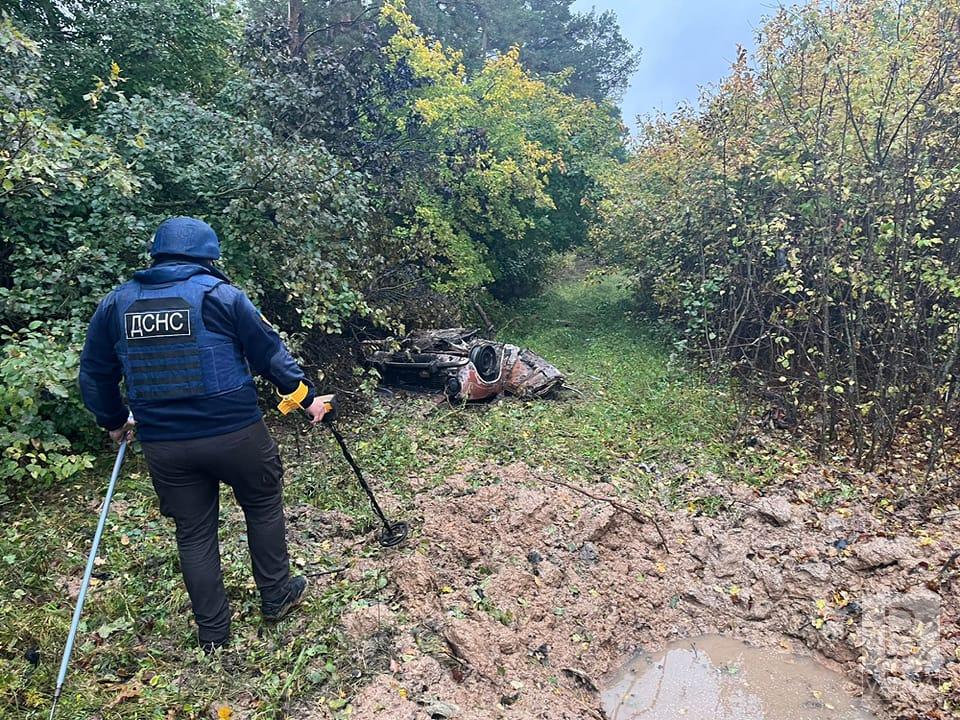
[{"x1": 363, "y1": 329, "x2": 564, "y2": 402}]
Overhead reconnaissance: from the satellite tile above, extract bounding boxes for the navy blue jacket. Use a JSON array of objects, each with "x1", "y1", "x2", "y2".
[{"x1": 80, "y1": 261, "x2": 315, "y2": 441}]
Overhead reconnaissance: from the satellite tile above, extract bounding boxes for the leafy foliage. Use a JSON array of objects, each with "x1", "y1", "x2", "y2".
[
  {"x1": 5, "y1": 0, "x2": 241, "y2": 115},
  {"x1": 0, "y1": 15, "x2": 138, "y2": 491},
  {"x1": 593, "y1": 0, "x2": 960, "y2": 467},
  {"x1": 380, "y1": 2, "x2": 624, "y2": 298},
  {"x1": 0, "y1": 326, "x2": 93, "y2": 501},
  {"x1": 0, "y1": 1, "x2": 629, "y2": 493},
  {"x1": 405, "y1": 0, "x2": 641, "y2": 102}
]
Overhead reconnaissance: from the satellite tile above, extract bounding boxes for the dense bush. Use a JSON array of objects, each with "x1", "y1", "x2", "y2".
[
  {"x1": 593, "y1": 0, "x2": 960, "y2": 467},
  {"x1": 0, "y1": 19, "x2": 138, "y2": 496},
  {"x1": 0, "y1": 1, "x2": 627, "y2": 495}
]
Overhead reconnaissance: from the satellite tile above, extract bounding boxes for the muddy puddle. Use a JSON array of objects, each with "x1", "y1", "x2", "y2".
[{"x1": 601, "y1": 635, "x2": 875, "y2": 720}]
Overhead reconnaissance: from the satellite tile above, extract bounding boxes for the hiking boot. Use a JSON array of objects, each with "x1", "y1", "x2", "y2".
[
  {"x1": 200, "y1": 637, "x2": 229, "y2": 655},
  {"x1": 262, "y1": 576, "x2": 308, "y2": 621}
]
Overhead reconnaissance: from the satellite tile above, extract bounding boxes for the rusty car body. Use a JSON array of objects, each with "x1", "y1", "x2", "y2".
[{"x1": 363, "y1": 328, "x2": 563, "y2": 402}]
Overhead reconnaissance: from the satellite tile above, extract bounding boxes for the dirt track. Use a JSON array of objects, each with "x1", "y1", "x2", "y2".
[{"x1": 285, "y1": 460, "x2": 959, "y2": 719}]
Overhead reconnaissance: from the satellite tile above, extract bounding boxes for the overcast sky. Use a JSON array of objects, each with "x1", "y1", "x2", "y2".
[{"x1": 571, "y1": 0, "x2": 786, "y2": 131}]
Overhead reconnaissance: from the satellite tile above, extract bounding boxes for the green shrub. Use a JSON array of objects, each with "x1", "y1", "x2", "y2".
[
  {"x1": 593, "y1": 0, "x2": 960, "y2": 467},
  {"x1": 0, "y1": 326, "x2": 94, "y2": 500},
  {"x1": 0, "y1": 3, "x2": 627, "y2": 492}
]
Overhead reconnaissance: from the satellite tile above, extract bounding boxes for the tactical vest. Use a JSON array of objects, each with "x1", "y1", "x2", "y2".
[{"x1": 113, "y1": 273, "x2": 253, "y2": 403}]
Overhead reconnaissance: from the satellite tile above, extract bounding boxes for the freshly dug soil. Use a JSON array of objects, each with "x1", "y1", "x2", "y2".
[{"x1": 292, "y1": 461, "x2": 958, "y2": 719}]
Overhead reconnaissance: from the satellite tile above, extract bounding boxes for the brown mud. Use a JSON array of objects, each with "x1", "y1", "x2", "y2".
[
  {"x1": 289, "y1": 461, "x2": 958, "y2": 719},
  {"x1": 601, "y1": 634, "x2": 876, "y2": 719}
]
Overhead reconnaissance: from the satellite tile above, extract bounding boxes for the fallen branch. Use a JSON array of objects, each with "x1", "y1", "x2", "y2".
[
  {"x1": 473, "y1": 301, "x2": 495, "y2": 335},
  {"x1": 542, "y1": 476, "x2": 670, "y2": 553}
]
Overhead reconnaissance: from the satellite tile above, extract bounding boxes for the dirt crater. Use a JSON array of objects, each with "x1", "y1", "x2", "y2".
[{"x1": 303, "y1": 461, "x2": 958, "y2": 719}]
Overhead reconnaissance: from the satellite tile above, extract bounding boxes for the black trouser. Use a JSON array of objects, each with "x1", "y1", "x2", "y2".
[{"x1": 141, "y1": 420, "x2": 290, "y2": 643}]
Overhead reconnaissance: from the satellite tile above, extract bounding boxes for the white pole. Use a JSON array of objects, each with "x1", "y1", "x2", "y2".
[{"x1": 49, "y1": 439, "x2": 128, "y2": 720}]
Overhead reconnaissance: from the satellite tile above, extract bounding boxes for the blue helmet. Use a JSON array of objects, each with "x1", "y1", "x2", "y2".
[{"x1": 149, "y1": 217, "x2": 221, "y2": 260}]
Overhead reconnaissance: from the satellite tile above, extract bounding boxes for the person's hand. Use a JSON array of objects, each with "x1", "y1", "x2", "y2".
[
  {"x1": 304, "y1": 394, "x2": 336, "y2": 425},
  {"x1": 109, "y1": 418, "x2": 136, "y2": 444}
]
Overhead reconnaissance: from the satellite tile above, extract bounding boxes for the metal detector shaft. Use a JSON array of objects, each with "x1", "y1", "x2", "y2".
[
  {"x1": 326, "y1": 424, "x2": 393, "y2": 528},
  {"x1": 49, "y1": 439, "x2": 128, "y2": 720}
]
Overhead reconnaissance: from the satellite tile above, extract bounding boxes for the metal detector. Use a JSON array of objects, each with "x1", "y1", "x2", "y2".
[{"x1": 320, "y1": 397, "x2": 409, "y2": 547}]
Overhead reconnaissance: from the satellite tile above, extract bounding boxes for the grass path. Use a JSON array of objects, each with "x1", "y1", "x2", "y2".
[
  {"x1": 0, "y1": 273, "x2": 782, "y2": 718},
  {"x1": 339, "y1": 273, "x2": 783, "y2": 499}
]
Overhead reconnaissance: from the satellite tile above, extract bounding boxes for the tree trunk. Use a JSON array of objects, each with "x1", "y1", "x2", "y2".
[{"x1": 288, "y1": 0, "x2": 305, "y2": 57}]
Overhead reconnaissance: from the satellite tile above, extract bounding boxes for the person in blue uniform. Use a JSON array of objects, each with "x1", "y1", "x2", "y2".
[{"x1": 79, "y1": 216, "x2": 328, "y2": 652}]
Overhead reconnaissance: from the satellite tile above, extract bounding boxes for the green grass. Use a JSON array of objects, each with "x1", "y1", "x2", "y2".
[
  {"x1": 0, "y1": 462, "x2": 386, "y2": 719},
  {"x1": 0, "y1": 272, "x2": 788, "y2": 719},
  {"x1": 350, "y1": 273, "x2": 785, "y2": 497}
]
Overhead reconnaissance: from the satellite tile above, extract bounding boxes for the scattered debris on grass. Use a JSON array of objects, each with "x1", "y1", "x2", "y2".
[{"x1": 364, "y1": 328, "x2": 564, "y2": 402}]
